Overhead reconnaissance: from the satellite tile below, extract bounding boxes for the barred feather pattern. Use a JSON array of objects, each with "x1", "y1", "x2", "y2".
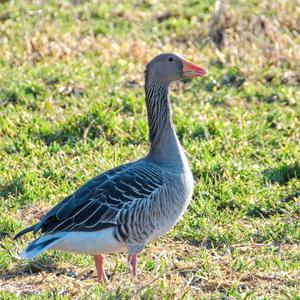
[
  {"x1": 24, "y1": 159, "x2": 191, "y2": 247},
  {"x1": 15, "y1": 60, "x2": 194, "y2": 256},
  {"x1": 145, "y1": 70, "x2": 172, "y2": 147},
  {"x1": 114, "y1": 168, "x2": 191, "y2": 245}
]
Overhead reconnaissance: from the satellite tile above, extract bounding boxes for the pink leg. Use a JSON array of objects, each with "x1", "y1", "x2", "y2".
[
  {"x1": 128, "y1": 253, "x2": 138, "y2": 276},
  {"x1": 94, "y1": 254, "x2": 108, "y2": 284}
]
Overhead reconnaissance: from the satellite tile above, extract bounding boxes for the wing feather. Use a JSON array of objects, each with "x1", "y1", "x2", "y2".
[{"x1": 31, "y1": 161, "x2": 165, "y2": 235}]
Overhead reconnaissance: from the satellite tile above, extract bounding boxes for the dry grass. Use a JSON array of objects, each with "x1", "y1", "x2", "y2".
[
  {"x1": 207, "y1": 0, "x2": 300, "y2": 77},
  {"x1": 1, "y1": 241, "x2": 299, "y2": 298},
  {"x1": 1, "y1": 0, "x2": 299, "y2": 298},
  {"x1": 2, "y1": 1, "x2": 299, "y2": 67}
]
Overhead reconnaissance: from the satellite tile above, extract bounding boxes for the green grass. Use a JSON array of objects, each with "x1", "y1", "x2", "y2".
[{"x1": 0, "y1": 0, "x2": 299, "y2": 298}]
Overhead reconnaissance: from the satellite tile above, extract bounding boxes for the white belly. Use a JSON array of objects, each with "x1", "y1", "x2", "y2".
[{"x1": 51, "y1": 228, "x2": 126, "y2": 255}]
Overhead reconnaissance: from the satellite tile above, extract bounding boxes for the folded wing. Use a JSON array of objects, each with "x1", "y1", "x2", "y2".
[{"x1": 15, "y1": 161, "x2": 165, "y2": 238}]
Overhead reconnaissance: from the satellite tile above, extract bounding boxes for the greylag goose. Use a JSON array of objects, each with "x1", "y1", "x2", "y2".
[{"x1": 14, "y1": 53, "x2": 207, "y2": 283}]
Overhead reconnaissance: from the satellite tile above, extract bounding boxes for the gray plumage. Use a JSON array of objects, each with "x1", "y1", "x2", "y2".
[{"x1": 15, "y1": 53, "x2": 207, "y2": 266}]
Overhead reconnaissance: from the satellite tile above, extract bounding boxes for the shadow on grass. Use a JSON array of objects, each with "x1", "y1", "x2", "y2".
[
  {"x1": 262, "y1": 161, "x2": 300, "y2": 185},
  {"x1": 246, "y1": 191, "x2": 300, "y2": 219},
  {"x1": 35, "y1": 111, "x2": 117, "y2": 146},
  {"x1": 33, "y1": 109, "x2": 145, "y2": 147},
  {"x1": 1, "y1": 256, "x2": 96, "y2": 291},
  {"x1": 1, "y1": 257, "x2": 58, "y2": 281},
  {"x1": 0, "y1": 177, "x2": 25, "y2": 200}
]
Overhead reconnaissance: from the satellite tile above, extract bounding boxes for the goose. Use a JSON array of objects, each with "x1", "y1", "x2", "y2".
[{"x1": 14, "y1": 53, "x2": 207, "y2": 283}]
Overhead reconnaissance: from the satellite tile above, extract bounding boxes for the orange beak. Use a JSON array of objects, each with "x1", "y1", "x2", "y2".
[{"x1": 182, "y1": 59, "x2": 207, "y2": 78}]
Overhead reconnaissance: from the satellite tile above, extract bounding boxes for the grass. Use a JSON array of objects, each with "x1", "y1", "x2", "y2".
[{"x1": 0, "y1": 0, "x2": 299, "y2": 298}]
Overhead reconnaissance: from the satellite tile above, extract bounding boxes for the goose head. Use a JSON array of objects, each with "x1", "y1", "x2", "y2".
[{"x1": 145, "y1": 53, "x2": 207, "y2": 85}]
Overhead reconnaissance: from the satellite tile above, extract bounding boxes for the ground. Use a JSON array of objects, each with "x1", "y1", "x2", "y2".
[{"x1": 0, "y1": 0, "x2": 299, "y2": 299}]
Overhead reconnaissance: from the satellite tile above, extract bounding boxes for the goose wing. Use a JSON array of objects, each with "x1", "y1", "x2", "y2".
[{"x1": 15, "y1": 161, "x2": 165, "y2": 238}]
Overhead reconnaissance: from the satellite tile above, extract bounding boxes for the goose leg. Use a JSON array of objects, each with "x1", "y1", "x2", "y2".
[
  {"x1": 94, "y1": 254, "x2": 108, "y2": 284},
  {"x1": 128, "y1": 253, "x2": 138, "y2": 276}
]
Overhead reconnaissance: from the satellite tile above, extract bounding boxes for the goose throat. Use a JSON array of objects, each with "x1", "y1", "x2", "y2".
[{"x1": 145, "y1": 74, "x2": 173, "y2": 150}]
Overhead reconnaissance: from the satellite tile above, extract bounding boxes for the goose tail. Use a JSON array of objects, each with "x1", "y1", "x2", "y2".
[{"x1": 19, "y1": 234, "x2": 62, "y2": 260}]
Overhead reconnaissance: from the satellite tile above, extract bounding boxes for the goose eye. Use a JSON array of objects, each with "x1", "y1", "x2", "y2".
[{"x1": 168, "y1": 57, "x2": 174, "y2": 62}]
